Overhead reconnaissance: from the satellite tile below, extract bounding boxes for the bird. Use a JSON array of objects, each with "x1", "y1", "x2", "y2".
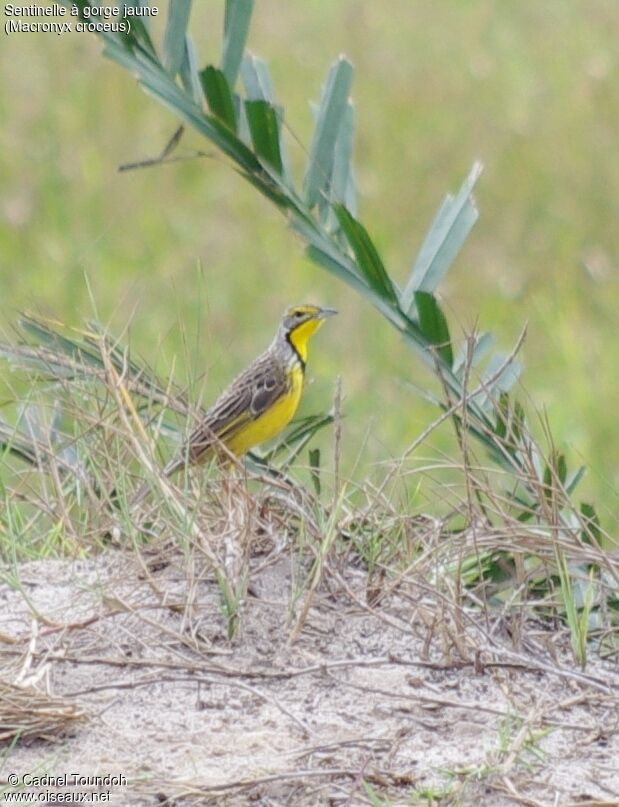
[{"x1": 157, "y1": 303, "x2": 337, "y2": 483}]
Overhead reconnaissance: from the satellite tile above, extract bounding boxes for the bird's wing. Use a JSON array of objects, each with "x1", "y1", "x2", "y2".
[{"x1": 185, "y1": 355, "x2": 288, "y2": 462}]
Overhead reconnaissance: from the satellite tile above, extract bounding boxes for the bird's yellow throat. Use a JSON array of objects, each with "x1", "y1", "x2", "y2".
[{"x1": 287, "y1": 317, "x2": 325, "y2": 364}]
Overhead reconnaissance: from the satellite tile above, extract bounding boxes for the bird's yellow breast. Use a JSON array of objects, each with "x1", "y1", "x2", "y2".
[{"x1": 225, "y1": 365, "x2": 304, "y2": 456}]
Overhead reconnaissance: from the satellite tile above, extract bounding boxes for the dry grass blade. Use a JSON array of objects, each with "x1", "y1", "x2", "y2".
[{"x1": 0, "y1": 680, "x2": 86, "y2": 743}]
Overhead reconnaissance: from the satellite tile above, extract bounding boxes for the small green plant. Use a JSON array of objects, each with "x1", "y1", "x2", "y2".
[
  {"x1": 362, "y1": 780, "x2": 393, "y2": 806},
  {"x1": 217, "y1": 569, "x2": 246, "y2": 639},
  {"x1": 431, "y1": 715, "x2": 550, "y2": 805},
  {"x1": 410, "y1": 782, "x2": 460, "y2": 806},
  {"x1": 556, "y1": 549, "x2": 597, "y2": 668}
]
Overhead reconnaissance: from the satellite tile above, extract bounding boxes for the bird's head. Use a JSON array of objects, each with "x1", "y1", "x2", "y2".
[{"x1": 279, "y1": 304, "x2": 337, "y2": 363}]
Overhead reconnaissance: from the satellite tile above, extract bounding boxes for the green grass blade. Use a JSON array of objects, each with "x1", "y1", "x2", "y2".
[
  {"x1": 241, "y1": 169, "x2": 292, "y2": 210},
  {"x1": 304, "y1": 58, "x2": 353, "y2": 208},
  {"x1": 321, "y1": 101, "x2": 356, "y2": 232},
  {"x1": 494, "y1": 392, "x2": 512, "y2": 441},
  {"x1": 557, "y1": 452, "x2": 568, "y2": 485},
  {"x1": 291, "y1": 215, "x2": 358, "y2": 278},
  {"x1": 180, "y1": 35, "x2": 204, "y2": 106},
  {"x1": 200, "y1": 66, "x2": 237, "y2": 130},
  {"x1": 222, "y1": 0, "x2": 254, "y2": 88},
  {"x1": 304, "y1": 244, "x2": 362, "y2": 287},
  {"x1": 564, "y1": 465, "x2": 586, "y2": 495},
  {"x1": 334, "y1": 205, "x2": 398, "y2": 304},
  {"x1": 241, "y1": 57, "x2": 292, "y2": 183},
  {"x1": 241, "y1": 53, "x2": 275, "y2": 101},
  {"x1": 103, "y1": 36, "x2": 150, "y2": 73},
  {"x1": 475, "y1": 353, "x2": 524, "y2": 411},
  {"x1": 414, "y1": 291, "x2": 453, "y2": 368},
  {"x1": 453, "y1": 331, "x2": 495, "y2": 376},
  {"x1": 121, "y1": 2, "x2": 157, "y2": 55},
  {"x1": 402, "y1": 161, "x2": 482, "y2": 310},
  {"x1": 19, "y1": 316, "x2": 102, "y2": 368},
  {"x1": 163, "y1": 0, "x2": 192, "y2": 77},
  {"x1": 330, "y1": 101, "x2": 356, "y2": 214},
  {"x1": 308, "y1": 448, "x2": 321, "y2": 495},
  {"x1": 245, "y1": 100, "x2": 283, "y2": 174},
  {"x1": 282, "y1": 412, "x2": 334, "y2": 446},
  {"x1": 263, "y1": 411, "x2": 334, "y2": 467},
  {"x1": 580, "y1": 502, "x2": 601, "y2": 544}
]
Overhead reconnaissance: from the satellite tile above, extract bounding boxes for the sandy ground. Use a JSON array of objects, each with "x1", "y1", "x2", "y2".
[{"x1": 1, "y1": 550, "x2": 618, "y2": 806}]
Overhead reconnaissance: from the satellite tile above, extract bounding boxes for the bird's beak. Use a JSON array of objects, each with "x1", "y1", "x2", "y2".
[{"x1": 317, "y1": 307, "x2": 338, "y2": 319}]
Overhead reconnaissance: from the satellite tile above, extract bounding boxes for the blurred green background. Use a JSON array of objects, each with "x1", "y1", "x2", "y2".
[{"x1": 1, "y1": 1, "x2": 618, "y2": 518}]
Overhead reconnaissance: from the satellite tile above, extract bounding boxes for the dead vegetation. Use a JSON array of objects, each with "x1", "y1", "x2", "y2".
[{"x1": 0, "y1": 679, "x2": 85, "y2": 745}]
